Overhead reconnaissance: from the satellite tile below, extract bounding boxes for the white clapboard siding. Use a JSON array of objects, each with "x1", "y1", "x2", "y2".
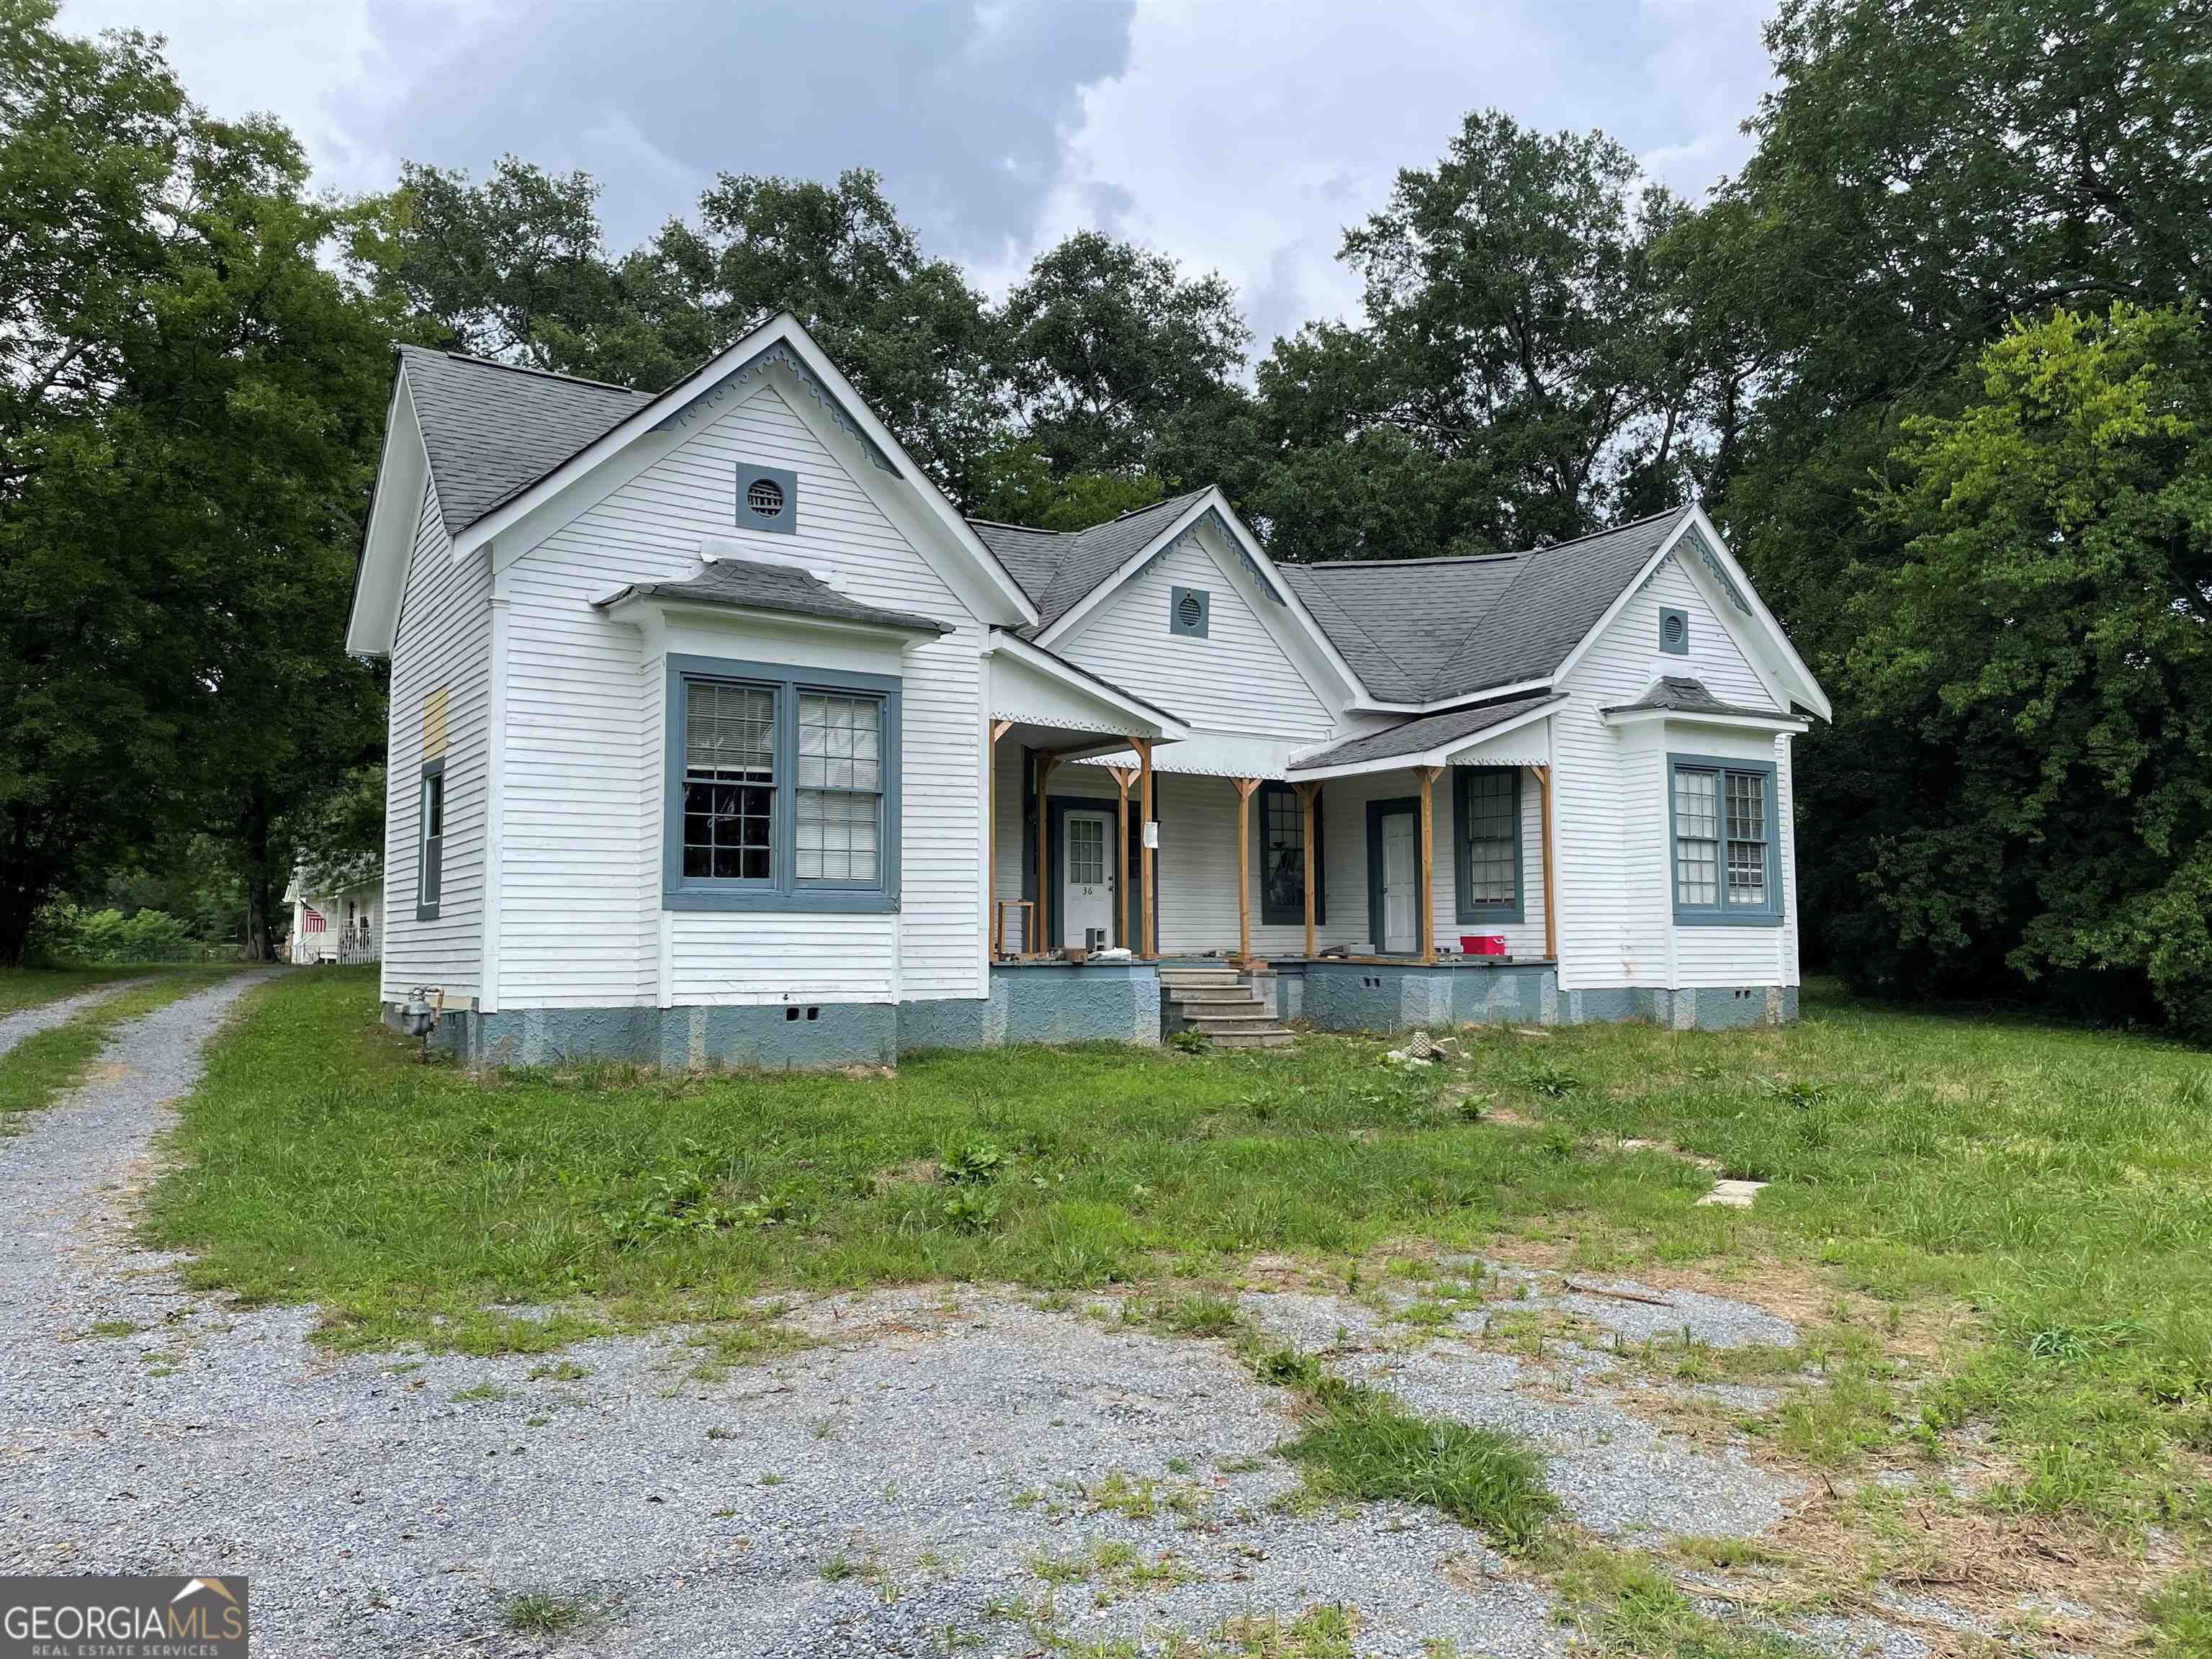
[
  {"x1": 495, "y1": 375, "x2": 984, "y2": 1008},
  {"x1": 381, "y1": 476, "x2": 489, "y2": 1004},
  {"x1": 1056, "y1": 528, "x2": 1336, "y2": 740},
  {"x1": 997, "y1": 748, "x2": 1547, "y2": 960},
  {"x1": 1552, "y1": 549, "x2": 1797, "y2": 991}
]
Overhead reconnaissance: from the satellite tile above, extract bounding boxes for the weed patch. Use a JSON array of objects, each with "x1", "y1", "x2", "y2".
[{"x1": 1280, "y1": 1378, "x2": 1556, "y2": 1550}]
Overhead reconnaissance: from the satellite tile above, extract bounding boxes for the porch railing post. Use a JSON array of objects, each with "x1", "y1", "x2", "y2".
[
  {"x1": 1295, "y1": 781, "x2": 1319, "y2": 958},
  {"x1": 1416, "y1": 765, "x2": 1442, "y2": 965},
  {"x1": 1233, "y1": 777, "x2": 1260, "y2": 968},
  {"x1": 1034, "y1": 751, "x2": 1056, "y2": 955},
  {"x1": 988, "y1": 719, "x2": 1012, "y2": 959},
  {"x1": 1106, "y1": 763, "x2": 1135, "y2": 950},
  {"x1": 1133, "y1": 736, "x2": 1156, "y2": 958},
  {"x1": 1534, "y1": 762, "x2": 1557, "y2": 962}
]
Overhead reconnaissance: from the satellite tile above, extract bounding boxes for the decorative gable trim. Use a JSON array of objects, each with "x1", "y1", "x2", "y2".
[
  {"x1": 652, "y1": 341, "x2": 899, "y2": 476},
  {"x1": 1680, "y1": 520, "x2": 1752, "y2": 616}
]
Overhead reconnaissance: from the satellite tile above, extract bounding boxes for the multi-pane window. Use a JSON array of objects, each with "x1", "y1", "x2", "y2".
[
  {"x1": 1069, "y1": 816, "x2": 1104, "y2": 885},
  {"x1": 795, "y1": 692, "x2": 882, "y2": 882},
  {"x1": 1462, "y1": 772, "x2": 1516, "y2": 905},
  {"x1": 1725, "y1": 772, "x2": 1766, "y2": 907},
  {"x1": 666, "y1": 662, "x2": 899, "y2": 912},
  {"x1": 416, "y1": 762, "x2": 444, "y2": 918},
  {"x1": 683, "y1": 682, "x2": 775, "y2": 881},
  {"x1": 1671, "y1": 757, "x2": 1779, "y2": 922},
  {"x1": 1258, "y1": 781, "x2": 1323, "y2": 925},
  {"x1": 1453, "y1": 768, "x2": 1521, "y2": 920}
]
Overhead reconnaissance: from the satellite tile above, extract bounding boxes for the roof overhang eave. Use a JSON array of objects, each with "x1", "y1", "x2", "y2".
[
  {"x1": 986, "y1": 630, "x2": 1193, "y2": 742},
  {"x1": 1286, "y1": 696, "x2": 1563, "y2": 781},
  {"x1": 1343, "y1": 675, "x2": 1557, "y2": 716},
  {"x1": 1598, "y1": 706, "x2": 1811, "y2": 733},
  {"x1": 598, "y1": 591, "x2": 950, "y2": 641}
]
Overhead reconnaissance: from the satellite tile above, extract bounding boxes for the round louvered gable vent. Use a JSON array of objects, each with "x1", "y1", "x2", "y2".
[
  {"x1": 746, "y1": 477, "x2": 786, "y2": 518},
  {"x1": 1663, "y1": 612, "x2": 1686, "y2": 647},
  {"x1": 1177, "y1": 591, "x2": 1202, "y2": 630}
]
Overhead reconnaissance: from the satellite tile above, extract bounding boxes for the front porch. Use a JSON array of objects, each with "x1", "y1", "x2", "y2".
[{"x1": 997, "y1": 734, "x2": 1561, "y2": 971}]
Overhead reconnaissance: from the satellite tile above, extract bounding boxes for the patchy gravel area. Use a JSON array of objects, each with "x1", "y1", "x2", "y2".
[
  {"x1": 1, "y1": 980, "x2": 2002, "y2": 1658},
  {"x1": 0, "y1": 976, "x2": 149, "y2": 1061}
]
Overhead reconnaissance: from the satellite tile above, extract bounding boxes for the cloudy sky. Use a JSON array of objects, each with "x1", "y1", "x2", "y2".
[{"x1": 62, "y1": 0, "x2": 1779, "y2": 354}]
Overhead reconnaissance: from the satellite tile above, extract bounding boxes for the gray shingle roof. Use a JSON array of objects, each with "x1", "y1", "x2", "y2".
[
  {"x1": 1601, "y1": 676, "x2": 1791, "y2": 720},
  {"x1": 1278, "y1": 556, "x2": 1527, "y2": 703},
  {"x1": 400, "y1": 345, "x2": 651, "y2": 534},
  {"x1": 966, "y1": 490, "x2": 1213, "y2": 634},
  {"x1": 592, "y1": 557, "x2": 953, "y2": 635},
  {"x1": 1287, "y1": 693, "x2": 1563, "y2": 773},
  {"x1": 1279, "y1": 508, "x2": 1687, "y2": 703}
]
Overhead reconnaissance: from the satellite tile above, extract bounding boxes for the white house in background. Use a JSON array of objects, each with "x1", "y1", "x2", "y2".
[
  {"x1": 345, "y1": 311, "x2": 1830, "y2": 1067},
  {"x1": 284, "y1": 861, "x2": 382, "y2": 965}
]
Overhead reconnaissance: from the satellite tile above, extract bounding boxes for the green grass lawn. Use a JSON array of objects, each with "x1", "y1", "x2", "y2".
[
  {"x1": 146, "y1": 968, "x2": 2212, "y2": 1563},
  {"x1": 0, "y1": 964, "x2": 159, "y2": 1015}
]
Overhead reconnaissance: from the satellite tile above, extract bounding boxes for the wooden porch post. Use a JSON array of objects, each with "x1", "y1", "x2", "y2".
[
  {"x1": 1416, "y1": 765, "x2": 1442, "y2": 965},
  {"x1": 1533, "y1": 763, "x2": 1557, "y2": 962},
  {"x1": 1034, "y1": 752, "x2": 1056, "y2": 955},
  {"x1": 1295, "y1": 781, "x2": 1320, "y2": 959},
  {"x1": 1106, "y1": 763, "x2": 1136, "y2": 950},
  {"x1": 987, "y1": 719, "x2": 1012, "y2": 958},
  {"x1": 1133, "y1": 736, "x2": 1156, "y2": 958},
  {"x1": 1233, "y1": 777, "x2": 1260, "y2": 967}
]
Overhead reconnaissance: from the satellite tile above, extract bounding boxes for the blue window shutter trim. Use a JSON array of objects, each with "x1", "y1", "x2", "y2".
[
  {"x1": 1451, "y1": 766, "x2": 1524, "y2": 925},
  {"x1": 662, "y1": 653, "x2": 902, "y2": 914},
  {"x1": 1256, "y1": 781, "x2": 1325, "y2": 926},
  {"x1": 1666, "y1": 750, "x2": 1783, "y2": 927},
  {"x1": 415, "y1": 757, "x2": 444, "y2": 922}
]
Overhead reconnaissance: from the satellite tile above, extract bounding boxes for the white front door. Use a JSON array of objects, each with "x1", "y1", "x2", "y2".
[
  {"x1": 1380, "y1": 810, "x2": 1419, "y2": 953},
  {"x1": 1062, "y1": 810, "x2": 1115, "y2": 949}
]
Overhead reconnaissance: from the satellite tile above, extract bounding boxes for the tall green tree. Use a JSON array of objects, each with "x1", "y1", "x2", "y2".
[
  {"x1": 1705, "y1": 0, "x2": 2212, "y2": 992},
  {"x1": 349, "y1": 156, "x2": 618, "y2": 369},
  {"x1": 1250, "y1": 112, "x2": 1695, "y2": 563},
  {"x1": 0, "y1": 1, "x2": 389, "y2": 962},
  {"x1": 1843, "y1": 306, "x2": 2212, "y2": 1029},
  {"x1": 999, "y1": 229, "x2": 1254, "y2": 498}
]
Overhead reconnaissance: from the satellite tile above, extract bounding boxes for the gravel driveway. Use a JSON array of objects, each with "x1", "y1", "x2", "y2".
[
  {"x1": 0, "y1": 976, "x2": 1950, "y2": 1658},
  {"x1": 0, "y1": 976, "x2": 150, "y2": 1061}
]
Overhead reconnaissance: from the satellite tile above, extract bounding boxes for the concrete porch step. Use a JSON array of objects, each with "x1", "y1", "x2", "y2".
[
  {"x1": 1165, "y1": 984, "x2": 1260, "y2": 1004},
  {"x1": 1182, "y1": 1007, "x2": 1278, "y2": 1029},
  {"x1": 1159, "y1": 969, "x2": 1240, "y2": 987},
  {"x1": 1210, "y1": 1028, "x2": 1296, "y2": 1049}
]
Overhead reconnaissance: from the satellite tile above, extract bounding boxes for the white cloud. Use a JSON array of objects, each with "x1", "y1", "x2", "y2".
[{"x1": 64, "y1": 0, "x2": 1779, "y2": 351}]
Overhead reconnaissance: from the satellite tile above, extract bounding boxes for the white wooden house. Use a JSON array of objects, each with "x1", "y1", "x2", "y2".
[
  {"x1": 284, "y1": 862, "x2": 382, "y2": 965},
  {"x1": 346, "y1": 313, "x2": 1829, "y2": 1066}
]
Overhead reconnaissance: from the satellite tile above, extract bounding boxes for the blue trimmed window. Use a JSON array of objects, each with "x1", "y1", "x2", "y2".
[
  {"x1": 1257, "y1": 781, "x2": 1323, "y2": 925},
  {"x1": 415, "y1": 758, "x2": 444, "y2": 921},
  {"x1": 663, "y1": 655, "x2": 900, "y2": 912},
  {"x1": 1669, "y1": 754, "x2": 1781, "y2": 926},
  {"x1": 1453, "y1": 767, "x2": 1523, "y2": 924}
]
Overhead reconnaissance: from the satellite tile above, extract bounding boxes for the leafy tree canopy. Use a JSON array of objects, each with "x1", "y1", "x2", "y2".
[{"x1": 1843, "y1": 305, "x2": 2212, "y2": 1030}]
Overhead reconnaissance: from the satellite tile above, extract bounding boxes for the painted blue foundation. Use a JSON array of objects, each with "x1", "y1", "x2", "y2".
[
  {"x1": 386, "y1": 960, "x2": 1794, "y2": 1068},
  {"x1": 1275, "y1": 960, "x2": 1797, "y2": 1033},
  {"x1": 385, "y1": 961, "x2": 1160, "y2": 1070}
]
